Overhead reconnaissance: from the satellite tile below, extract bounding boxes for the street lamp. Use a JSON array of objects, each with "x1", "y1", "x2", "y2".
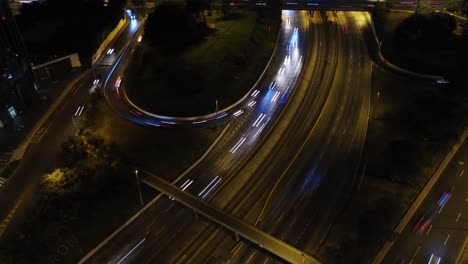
[{"x1": 135, "y1": 169, "x2": 144, "y2": 206}]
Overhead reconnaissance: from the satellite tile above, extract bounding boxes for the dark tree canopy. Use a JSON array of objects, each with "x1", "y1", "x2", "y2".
[
  {"x1": 144, "y1": 2, "x2": 206, "y2": 51},
  {"x1": 394, "y1": 12, "x2": 456, "y2": 49}
]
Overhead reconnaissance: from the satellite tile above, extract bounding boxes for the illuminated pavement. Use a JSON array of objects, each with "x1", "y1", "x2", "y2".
[{"x1": 81, "y1": 10, "x2": 372, "y2": 264}]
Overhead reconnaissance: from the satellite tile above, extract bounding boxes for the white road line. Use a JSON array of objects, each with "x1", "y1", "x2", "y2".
[
  {"x1": 460, "y1": 169, "x2": 464, "y2": 177},
  {"x1": 426, "y1": 224, "x2": 433, "y2": 235},
  {"x1": 444, "y1": 234, "x2": 451, "y2": 245},
  {"x1": 233, "y1": 110, "x2": 244, "y2": 117},
  {"x1": 413, "y1": 246, "x2": 420, "y2": 258},
  {"x1": 456, "y1": 212, "x2": 461, "y2": 222}
]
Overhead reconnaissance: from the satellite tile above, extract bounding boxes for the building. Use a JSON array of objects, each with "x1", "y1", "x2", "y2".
[{"x1": 0, "y1": 0, "x2": 37, "y2": 128}]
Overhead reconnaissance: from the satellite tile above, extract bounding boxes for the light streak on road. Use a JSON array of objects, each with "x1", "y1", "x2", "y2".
[
  {"x1": 253, "y1": 122, "x2": 267, "y2": 139},
  {"x1": 230, "y1": 137, "x2": 247, "y2": 153},
  {"x1": 201, "y1": 177, "x2": 222, "y2": 199},
  {"x1": 278, "y1": 67, "x2": 285, "y2": 75},
  {"x1": 181, "y1": 180, "x2": 193, "y2": 191},
  {"x1": 180, "y1": 179, "x2": 191, "y2": 189},
  {"x1": 268, "y1": 81, "x2": 277, "y2": 90},
  {"x1": 145, "y1": 121, "x2": 160, "y2": 127},
  {"x1": 252, "y1": 113, "x2": 266, "y2": 127},
  {"x1": 116, "y1": 238, "x2": 146, "y2": 264},
  {"x1": 74, "y1": 106, "x2": 84, "y2": 117},
  {"x1": 161, "y1": 121, "x2": 175, "y2": 125},
  {"x1": 251, "y1": 90, "x2": 260, "y2": 97},
  {"x1": 271, "y1": 91, "x2": 281, "y2": 103},
  {"x1": 233, "y1": 110, "x2": 244, "y2": 117},
  {"x1": 216, "y1": 112, "x2": 228, "y2": 119},
  {"x1": 248, "y1": 101, "x2": 257, "y2": 107}
]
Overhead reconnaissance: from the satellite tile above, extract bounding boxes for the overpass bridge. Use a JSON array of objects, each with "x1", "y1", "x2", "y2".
[{"x1": 140, "y1": 170, "x2": 322, "y2": 264}]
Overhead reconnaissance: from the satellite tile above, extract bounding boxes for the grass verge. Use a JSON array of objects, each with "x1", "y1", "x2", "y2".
[
  {"x1": 375, "y1": 12, "x2": 458, "y2": 74},
  {"x1": 125, "y1": 9, "x2": 280, "y2": 116}
]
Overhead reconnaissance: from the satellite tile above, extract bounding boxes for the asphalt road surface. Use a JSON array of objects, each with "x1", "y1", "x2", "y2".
[
  {"x1": 382, "y1": 139, "x2": 468, "y2": 264},
  {"x1": 82, "y1": 10, "x2": 371, "y2": 264}
]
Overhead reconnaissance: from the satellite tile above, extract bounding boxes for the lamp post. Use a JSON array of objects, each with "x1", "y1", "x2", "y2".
[{"x1": 135, "y1": 169, "x2": 144, "y2": 206}]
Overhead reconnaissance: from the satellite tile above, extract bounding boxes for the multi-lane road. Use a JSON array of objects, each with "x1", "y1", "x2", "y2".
[
  {"x1": 382, "y1": 137, "x2": 467, "y2": 264},
  {"x1": 81, "y1": 10, "x2": 372, "y2": 264}
]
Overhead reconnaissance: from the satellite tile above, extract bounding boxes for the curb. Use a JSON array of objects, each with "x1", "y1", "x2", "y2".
[
  {"x1": 372, "y1": 128, "x2": 468, "y2": 264},
  {"x1": 367, "y1": 12, "x2": 443, "y2": 81}
]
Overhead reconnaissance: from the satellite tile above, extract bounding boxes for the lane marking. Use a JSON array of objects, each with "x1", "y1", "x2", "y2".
[
  {"x1": 426, "y1": 224, "x2": 432, "y2": 236},
  {"x1": 456, "y1": 212, "x2": 461, "y2": 222},
  {"x1": 444, "y1": 234, "x2": 451, "y2": 245},
  {"x1": 413, "y1": 246, "x2": 420, "y2": 258},
  {"x1": 460, "y1": 169, "x2": 464, "y2": 177}
]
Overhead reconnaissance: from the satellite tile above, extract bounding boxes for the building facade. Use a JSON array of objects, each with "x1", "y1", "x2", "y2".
[{"x1": 0, "y1": 0, "x2": 37, "y2": 128}]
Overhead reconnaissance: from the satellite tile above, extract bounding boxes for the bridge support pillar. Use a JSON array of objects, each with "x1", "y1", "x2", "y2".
[{"x1": 235, "y1": 232, "x2": 240, "y2": 242}]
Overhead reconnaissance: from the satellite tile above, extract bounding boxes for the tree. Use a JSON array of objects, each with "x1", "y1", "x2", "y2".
[
  {"x1": 144, "y1": 2, "x2": 204, "y2": 51},
  {"x1": 41, "y1": 168, "x2": 81, "y2": 197},
  {"x1": 394, "y1": 12, "x2": 456, "y2": 49},
  {"x1": 186, "y1": 0, "x2": 211, "y2": 24}
]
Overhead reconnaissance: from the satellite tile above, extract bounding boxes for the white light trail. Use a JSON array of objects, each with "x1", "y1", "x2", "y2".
[
  {"x1": 230, "y1": 137, "x2": 247, "y2": 153},
  {"x1": 248, "y1": 101, "x2": 257, "y2": 107},
  {"x1": 216, "y1": 112, "x2": 228, "y2": 119},
  {"x1": 253, "y1": 122, "x2": 266, "y2": 139},
  {"x1": 199, "y1": 176, "x2": 219, "y2": 197},
  {"x1": 181, "y1": 180, "x2": 193, "y2": 191},
  {"x1": 192, "y1": 120, "x2": 207, "y2": 124},
  {"x1": 271, "y1": 91, "x2": 281, "y2": 103},
  {"x1": 251, "y1": 89, "x2": 260, "y2": 97},
  {"x1": 161, "y1": 121, "x2": 175, "y2": 125},
  {"x1": 180, "y1": 179, "x2": 191, "y2": 189},
  {"x1": 233, "y1": 110, "x2": 244, "y2": 116},
  {"x1": 202, "y1": 177, "x2": 222, "y2": 199},
  {"x1": 252, "y1": 113, "x2": 266, "y2": 127}
]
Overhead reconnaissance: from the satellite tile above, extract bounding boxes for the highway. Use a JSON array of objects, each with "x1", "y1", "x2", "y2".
[
  {"x1": 81, "y1": 9, "x2": 372, "y2": 264},
  {"x1": 381, "y1": 137, "x2": 468, "y2": 264},
  {"x1": 140, "y1": 170, "x2": 320, "y2": 264}
]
